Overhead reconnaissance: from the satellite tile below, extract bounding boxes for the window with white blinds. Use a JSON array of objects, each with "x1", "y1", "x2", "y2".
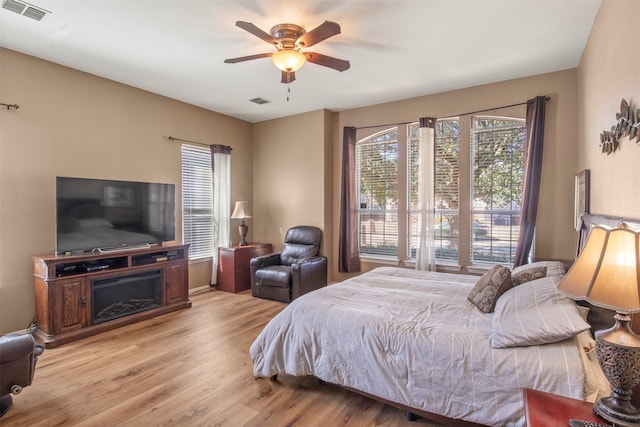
[
  {"x1": 356, "y1": 128, "x2": 399, "y2": 258},
  {"x1": 181, "y1": 144, "x2": 214, "y2": 260},
  {"x1": 357, "y1": 115, "x2": 525, "y2": 268},
  {"x1": 408, "y1": 119, "x2": 460, "y2": 263},
  {"x1": 471, "y1": 117, "x2": 525, "y2": 265}
]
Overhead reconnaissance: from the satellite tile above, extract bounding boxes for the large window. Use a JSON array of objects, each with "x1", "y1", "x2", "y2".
[
  {"x1": 357, "y1": 115, "x2": 526, "y2": 268},
  {"x1": 471, "y1": 117, "x2": 525, "y2": 264},
  {"x1": 408, "y1": 119, "x2": 461, "y2": 263},
  {"x1": 181, "y1": 144, "x2": 214, "y2": 260},
  {"x1": 356, "y1": 128, "x2": 399, "y2": 258}
]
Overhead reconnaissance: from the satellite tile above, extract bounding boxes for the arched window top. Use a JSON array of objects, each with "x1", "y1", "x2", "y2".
[{"x1": 357, "y1": 127, "x2": 398, "y2": 145}]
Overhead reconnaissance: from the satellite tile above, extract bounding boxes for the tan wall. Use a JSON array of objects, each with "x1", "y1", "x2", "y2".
[
  {"x1": 252, "y1": 110, "x2": 331, "y2": 258},
  {"x1": 332, "y1": 70, "x2": 579, "y2": 282},
  {"x1": 4, "y1": 0, "x2": 634, "y2": 334},
  {"x1": 577, "y1": 0, "x2": 640, "y2": 219},
  {"x1": 0, "y1": 48, "x2": 252, "y2": 334}
]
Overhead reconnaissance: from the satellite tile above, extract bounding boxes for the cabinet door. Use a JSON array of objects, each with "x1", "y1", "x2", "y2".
[
  {"x1": 165, "y1": 261, "x2": 188, "y2": 304},
  {"x1": 54, "y1": 277, "x2": 87, "y2": 334}
]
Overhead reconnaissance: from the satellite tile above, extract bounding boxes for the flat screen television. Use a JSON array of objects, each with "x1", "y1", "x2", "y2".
[{"x1": 56, "y1": 177, "x2": 176, "y2": 254}]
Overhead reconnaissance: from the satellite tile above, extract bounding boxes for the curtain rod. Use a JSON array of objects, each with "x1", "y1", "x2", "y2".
[
  {"x1": 167, "y1": 136, "x2": 232, "y2": 152},
  {"x1": 167, "y1": 136, "x2": 210, "y2": 147},
  {"x1": 355, "y1": 97, "x2": 550, "y2": 130}
]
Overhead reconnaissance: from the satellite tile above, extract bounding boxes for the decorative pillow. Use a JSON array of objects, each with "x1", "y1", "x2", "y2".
[
  {"x1": 467, "y1": 265, "x2": 513, "y2": 313},
  {"x1": 490, "y1": 276, "x2": 590, "y2": 348},
  {"x1": 512, "y1": 261, "x2": 566, "y2": 278},
  {"x1": 511, "y1": 265, "x2": 547, "y2": 286}
]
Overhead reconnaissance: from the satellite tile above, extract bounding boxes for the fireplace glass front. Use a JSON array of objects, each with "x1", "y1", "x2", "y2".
[{"x1": 91, "y1": 269, "x2": 162, "y2": 324}]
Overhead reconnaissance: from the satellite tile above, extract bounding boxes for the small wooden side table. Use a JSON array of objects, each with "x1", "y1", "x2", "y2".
[
  {"x1": 217, "y1": 243, "x2": 272, "y2": 293},
  {"x1": 523, "y1": 388, "x2": 610, "y2": 426}
]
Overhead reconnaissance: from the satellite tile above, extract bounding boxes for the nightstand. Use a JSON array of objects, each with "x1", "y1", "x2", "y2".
[
  {"x1": 217, "y1": 243, "x2": 272, "y2": 293},
  {"x1": 523, "y1": 388, "x2": 611, "y2": 426}
]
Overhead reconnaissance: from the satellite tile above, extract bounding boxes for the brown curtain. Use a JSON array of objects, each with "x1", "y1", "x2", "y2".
[
  {"x1": 339, "y1": 126, "x2": 361, "y2": 273},
  {"x1": 514, "y1": 96, "x2": 547, "y2": 266}
]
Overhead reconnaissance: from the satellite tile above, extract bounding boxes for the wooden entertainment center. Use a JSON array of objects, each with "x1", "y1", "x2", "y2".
[{"x1": 32, "y1": 243, "x2": 191, "y2": 348}]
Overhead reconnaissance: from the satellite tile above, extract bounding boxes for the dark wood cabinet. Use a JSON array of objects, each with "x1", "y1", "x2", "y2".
[
  {"x1": 33, "y1": 244, "x2": 191, "y2": 348},
  {"x1": 55, "y1": 276, "x2": 87, "y2": 334},
  {"x1": 524, "y1": 388, "x2": 609, "y2": 426},
  {"x1": 165, "y1": 260, "x2": 188, "y2": 304},
  {"x1": 217, "y1": 243, "x2": 273, "y2": 293}
]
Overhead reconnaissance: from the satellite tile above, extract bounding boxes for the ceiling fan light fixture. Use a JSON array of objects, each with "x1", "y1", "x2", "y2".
[{"x1": 271, "y1": 50, "x2": 306, "y2": 72}]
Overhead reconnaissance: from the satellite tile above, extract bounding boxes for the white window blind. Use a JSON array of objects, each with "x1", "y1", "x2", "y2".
[
  {"x1": 471, "y1": 117, "x2": 525, "y2": 265},
  {"x1": 356, "y1": 128, "x2": 399, "y2": 258},
  {"x1": 181, "y1": 144, "x2": 214, "y2": 260},
  {"x1": 407, "y1": 124, "x2": 421, "y2": 259},
  {"x1": 434, "y1": 119, "x2": 460, "y2": 263}
]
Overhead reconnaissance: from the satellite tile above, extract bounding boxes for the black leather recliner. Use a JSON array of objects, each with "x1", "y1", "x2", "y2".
[
  {"x1": 250, "y1": 225, "x2": 327, "y2": 303},
  {"x1": 0, "y1": 333, "x2": 44, "y2": 417}
]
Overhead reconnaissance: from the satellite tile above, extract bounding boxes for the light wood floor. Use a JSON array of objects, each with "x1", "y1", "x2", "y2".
[{"x1": 2, "y1": 288, "x2": 443, "y2": 427}]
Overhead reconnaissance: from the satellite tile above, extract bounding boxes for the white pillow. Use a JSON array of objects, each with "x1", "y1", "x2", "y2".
[
  {"x1": 511, "y1": 260, "x2": 566, "y2": 278},
  {"x1": 490, "y1": 276, "x2": 590, "y2": 348}
]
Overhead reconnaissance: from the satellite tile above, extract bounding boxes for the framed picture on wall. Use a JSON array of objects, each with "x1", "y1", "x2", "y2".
[{"x1": 574, "y1": 170, "x2": 590, "y2": 231}]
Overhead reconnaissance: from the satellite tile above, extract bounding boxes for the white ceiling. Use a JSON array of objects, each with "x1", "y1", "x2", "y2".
[{"x1": 0, "y1": 0, "x2": 601, "y2": 123}]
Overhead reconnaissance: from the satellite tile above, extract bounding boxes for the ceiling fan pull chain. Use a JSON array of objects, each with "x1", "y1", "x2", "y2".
[{"x1": 287, "y1": 85, "x2": 291, "y2": 102}]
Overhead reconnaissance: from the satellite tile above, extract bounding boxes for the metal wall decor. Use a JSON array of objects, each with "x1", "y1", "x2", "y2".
[{"x1": 600, "y1": 98, "x2": 640, "y2": 154}]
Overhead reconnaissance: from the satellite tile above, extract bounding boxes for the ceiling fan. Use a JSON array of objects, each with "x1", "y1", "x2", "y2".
[{"x1": 224, "y1": 20, "x2": 350, "y2": 84}]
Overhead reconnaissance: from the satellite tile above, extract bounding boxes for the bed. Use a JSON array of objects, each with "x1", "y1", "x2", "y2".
[{"x1": 249, "y1": 215, "x2": 629, "y2": 426}]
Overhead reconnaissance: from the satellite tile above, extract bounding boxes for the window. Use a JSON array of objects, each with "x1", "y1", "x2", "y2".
[
  {"x1": 408, "y1": 119, "x2": 461, "y2": 263},
  {"x1": 181, "y1": 144, "x2": 214, "y2": 260},
  {"x1": 471, "y1": 117, "x2": 525, "y2": 264},
  {"x1": 357, "y1": 115, "x2": 526, "y2": 268},
  {"x1": 356, "y1": 128, "x2": 399, "y2": 258}
]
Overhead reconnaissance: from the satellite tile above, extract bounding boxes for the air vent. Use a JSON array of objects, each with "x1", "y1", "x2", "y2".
[
  {"x1": 2, "y1": 0, "x2": 50, "y2": 21},
  {"x1": 249, "y1": 97, "x2": 271, "y2": 105}
]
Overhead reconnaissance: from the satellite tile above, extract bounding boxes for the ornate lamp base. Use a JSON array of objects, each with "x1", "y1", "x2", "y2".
[
  {"x1": 594, "y1": 313, "x2": 640, "y2": 427},
  {"x1": 238, "y1": 221, "x2": 248, "y2": 246}
]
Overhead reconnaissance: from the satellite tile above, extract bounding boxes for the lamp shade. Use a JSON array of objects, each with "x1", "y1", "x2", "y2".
[
  {"x1": 230, "y1": 201, "x2": 252, "y2": 219},
  {"x1": 271, "y1": 50, "x2": 306, "y2": 72},
  {"x1": 558, "y1": 224, "x2": 640, "y2": 314}
]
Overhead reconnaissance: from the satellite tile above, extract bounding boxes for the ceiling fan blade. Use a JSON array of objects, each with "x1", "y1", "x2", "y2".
[
  {"x1": 296, "y1": 21, "x2": 341, "y2": 47},
  {"x1": 224, "y1": 53, "x2": 272, "y2": 64},
  {"x1": 304, "y1": 52, "x2": 350, "y2": 72},
  {"x1": 281, "y1": 71, "x2": 296, "y2": 84},
  {"x1": 235, "y1": 21, "x2": 280, "y2": 46}
]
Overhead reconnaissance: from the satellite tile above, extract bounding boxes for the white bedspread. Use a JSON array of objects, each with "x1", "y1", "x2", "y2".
[{"x1": 250, "y1": 267, "x2": 591, "y2": 426}]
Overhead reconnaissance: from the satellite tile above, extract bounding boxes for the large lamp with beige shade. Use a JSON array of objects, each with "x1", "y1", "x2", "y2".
[{"x1": 558, "y1": 223, "x2": 640, "y2": 426}]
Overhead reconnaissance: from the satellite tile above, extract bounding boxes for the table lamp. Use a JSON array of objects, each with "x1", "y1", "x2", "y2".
[
  {"x1": 558, "y1": 223, "x2": 640, "y2": 426},
  {"x1": 230, "y1": 201, "x2": 252, "y2": 246}
]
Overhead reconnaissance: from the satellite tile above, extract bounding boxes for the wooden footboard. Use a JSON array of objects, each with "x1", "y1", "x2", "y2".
[{"x1": 338, "y1": 383, "x2": 486, "y2": 427}]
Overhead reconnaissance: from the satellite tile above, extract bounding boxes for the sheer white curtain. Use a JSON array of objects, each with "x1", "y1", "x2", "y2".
[
  {"x1": 210, "y1": 146, "x2": 231, "y2": 285},
  {"x1": 416, "y1": 117, "x2": 437, "y2": 271}
]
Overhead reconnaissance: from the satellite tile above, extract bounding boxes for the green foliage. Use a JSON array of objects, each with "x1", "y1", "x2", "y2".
[
  {"x1": 358, "y1": 129, "x2": 398, "y2": 209},
  {"x1": 357, "y1": 117, "x2": 524, "y2": 220},
  {"x1": 472, "y1": 119, "x2": 525, "y2": 209}
]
